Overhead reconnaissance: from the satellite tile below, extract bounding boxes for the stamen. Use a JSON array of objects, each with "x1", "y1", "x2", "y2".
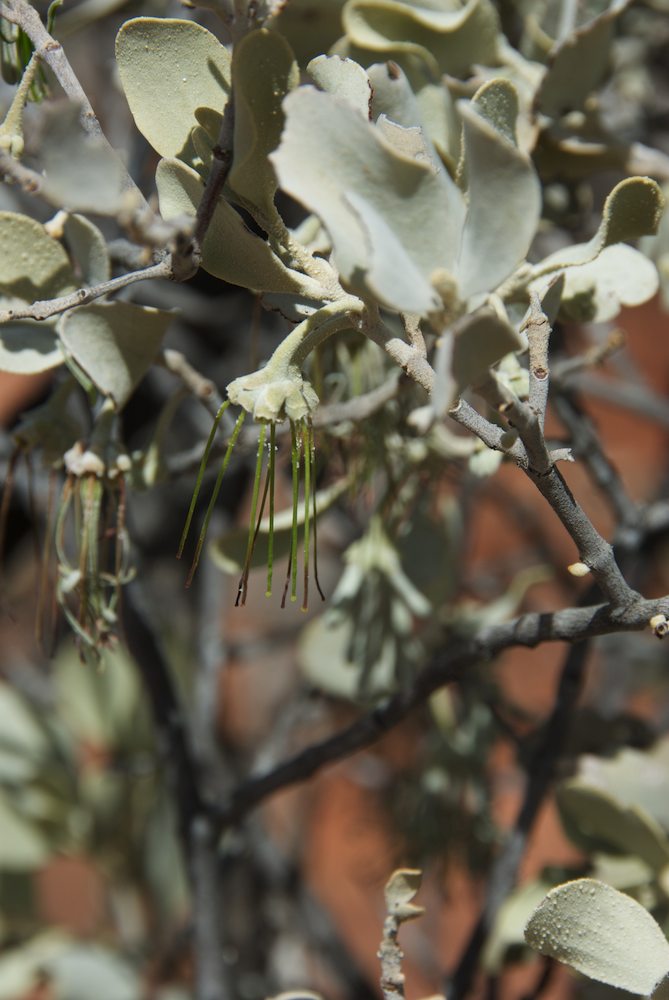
[
  {"x1": 186, "y1": 410, "x2": 245, "y2": 588},
  {"x1": 266, "y1": 423, "x2": 276, "y2": 598},
  {"x1": 178, "y1": 399, "x2": 231, "y2": 559},
  {"x1": 236, "y1": 425, "x2": 268, "y2": 607}
]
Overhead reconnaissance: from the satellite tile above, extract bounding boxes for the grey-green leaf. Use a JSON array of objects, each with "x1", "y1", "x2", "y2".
[
  {"x1": 116, "y1": 17, "x2": 231, "y2": 164},
  {"x1": 63, "y1": 214, "x2": 111, "y2": 287},
  {"x1": 538, "y1": 0, "x2": 633, "y2": 118},
  {"x1": 156, "y1": 157, "x2": 323, "y2": 297},
  {"x1": 58, "y1": 301, "x2": 172, "y2": 408},
  {"x1": 525, "y1": 878, "x2": 669, "y2": 995},
  {"x1": 535, "y1": 177, "x2": 665, "y2": 277},
  {"x1": 40, "y1": 105, "x2": 126, "y2": 215},
  {"x1": 557, "y1": 780, "x2": 669, "y2": 872},
  {"x1": 456, "y1": 83, "x2": 541, "y2": 299},
  {"x1": 229, "y1": 28, "x2": 299, "y2": 221},
  {"x1": 452, "y1": 309, "x2": 524, "y2": 392},
  {"x1": 557, "y1": 244, "x2": 659, "y2": 322},
  {"x1": 0, "y1": 211, "x2": 75, "y2": 301},
  {"x1": 342, "y1": 0, "x2": 500, "y2": 78},
  {"x1": 271, "y1": 86, "x2": 465, "y2": 313},
  {"x1": 0, "y1": 321, "x2": 62, "y2": 374},
  {"x1": 308, "y1": 53, "x2": 371, "y2": 117}
]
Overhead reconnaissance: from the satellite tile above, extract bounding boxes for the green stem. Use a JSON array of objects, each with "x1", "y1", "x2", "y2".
[{"x1": 266, "y1": 296, "x2": 363, "y2": 375}]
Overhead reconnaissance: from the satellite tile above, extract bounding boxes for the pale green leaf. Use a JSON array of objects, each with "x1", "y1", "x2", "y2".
[
  {"x1": 54, "y1": 645, "x2": 141, "y2": 749},
  {"x1": 384, "y1": 868, "x2": 425, "y2": 922},
  {"x1": 0, "y1": 933, "x2": 68, "y2": 1000},
  {"x1": 0, "y1": 211, "x2": 74, "y2": 301},
  {"x1": 470, "y1": 76, "x2": 519, "y2": 146},
  {"x1": 0, "y1": 322, "x2": 63, "y2": 374},
  {"x1": 156, "y1": 157, "x2": 323, "y2": 297},
  {"x1": 368, "y1": 60, "x2": 458, "y2": 164},
  {"x1": 535, "y1": 177, "x2": 665, "y2": 276},
  {"x1": 557, "y1": 781, "x2": 669, "y2": 872},
  {"x1": 116, "y1": 17, "x2": 231, "y2": 164},
  {"x1": 484, "y1": 880, "x2": 553, "y2": 971},
  {"x1": 525, "y1": 878, "x2": 669, "y2": 994},
  {"x1": 0, "y1": 792, "x2": 51, "y2": 869},
  {"x1": 308, "y1": 53, "x2": 371, "y2": 117},
  {"x1": 40, "y1": 105, "x2": 126, "y2": 215},
  {"x1": 58, "y1": 301, "x2": 172, "y2": 408},
  {"x1": 229, "y1": 28, "x2": 299, "y2": 220},
  {"x1": 574, "y1": 740, "x2": 669, "y2": 832},
  {"x1": 342, "y1": 0, "x2": 500, "y2": 77},
  {"x1": 0, "y1": 684, "x2": 50, "y2": 784},
  {"x1": 557, "y1": 244, "x2": 659, "y2": 322},
  {"x1": 456, "y1": 83, "x2": 541, "y2": 299},
  {"x1": 453, "y1": 309, "x2": 523, "y2": 392},
  {"x1": 271, "y1": 86, "x2": 465, "y2": 313},
  {"x1": 47, "y1": 944, "x2": 140, "y2": 1000},
  {"x1": 63, "y1": 214, "x2": 111, "y2": 287},
  {"x1": 298, "y1": 612, "x2": 395, "y2": 700},
  {"x1": 539, "y1": 0, "x2": 633, "y2": 117}
]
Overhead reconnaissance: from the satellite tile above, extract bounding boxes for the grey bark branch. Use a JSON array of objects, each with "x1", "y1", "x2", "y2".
[
  {"x1": 0, "y1": 260, "x2": 172, "y2": 324},
  {"x1": 212, "y1": 593, "x2": 669, "y2": 831}
]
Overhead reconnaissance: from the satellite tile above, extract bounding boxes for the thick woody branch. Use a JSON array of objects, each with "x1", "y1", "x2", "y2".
[{"x1": 212, "y1": 593, "x2": 669, "y2": 831}]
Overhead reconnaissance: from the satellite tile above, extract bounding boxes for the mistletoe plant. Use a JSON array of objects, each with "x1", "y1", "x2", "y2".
[{"x1": 2, "y1": 0, "x2": 669, "y2": 995}]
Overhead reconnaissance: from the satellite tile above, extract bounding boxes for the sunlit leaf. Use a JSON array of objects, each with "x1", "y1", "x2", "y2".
[
  {"x1": 58, "y1": 301, "x2": 172, "y2": 408},
  {"x1": 557, "y1": 244, "x2": 659, "y2": 322},
  {"x1": 538, "y1": 0, "x2": 633, "y2": 117},
  {"x1": 0, "y1": 211, "x2": 74, "y2": 301},
  {"x1": 229, "y1": 28, "x2": 299, "y2": 220},
  {"x1": 63, "y1": 214, "x2": 111, "y2": 287},
  {"x1": 525, "y1": 879, "x2": 669, "y2": 995},
  {"x1": 40, "y1": 104, "x2": 126, "y2": 214},
  {"x1": 456, "y1": 81, "x2": 541, "y2": 299},
  {"x1": 558, "y1": 781, "x2": 669, "y2": 871},
  {"x1": 116, "y1": 17, "x2": 231, "y2": 165},
  {"x1": 156, "y1": 157, "x2": 323, "y2": 297},
  {"x1": 308, "y1": 53, "x2": 371, "y2": 117},
  {"x1": 271, "y1": 86, "x2": 464, "y2": 313},
  {"x1": 341, "y1": 0, "x2": 500, "y2": 77},
  {"x1": 0, "y1": 321, "x2": 63, "y2": 374}
]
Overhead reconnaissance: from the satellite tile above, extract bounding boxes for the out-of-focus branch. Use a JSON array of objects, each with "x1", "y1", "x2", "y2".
[
  {"x1": 0, "y1": 147, "x2": 42, "y2": 192},
  {"x1": 448, "y1": 639, "x2": 591, "y2": 1000},
  {"x1": 212, "y1": 593, "x2": 669, "y2": 831},
  {"x1": 552, "y1": 388, "x2": 638, "y2": 528}
]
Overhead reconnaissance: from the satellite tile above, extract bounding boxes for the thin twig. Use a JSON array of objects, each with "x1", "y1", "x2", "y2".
[
  {"x1": 0, "y1": 259, "x2": 172, "y2": 325},
  {"x1": 160, "y1": 349, "x2": 226, "y2": 422}
]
